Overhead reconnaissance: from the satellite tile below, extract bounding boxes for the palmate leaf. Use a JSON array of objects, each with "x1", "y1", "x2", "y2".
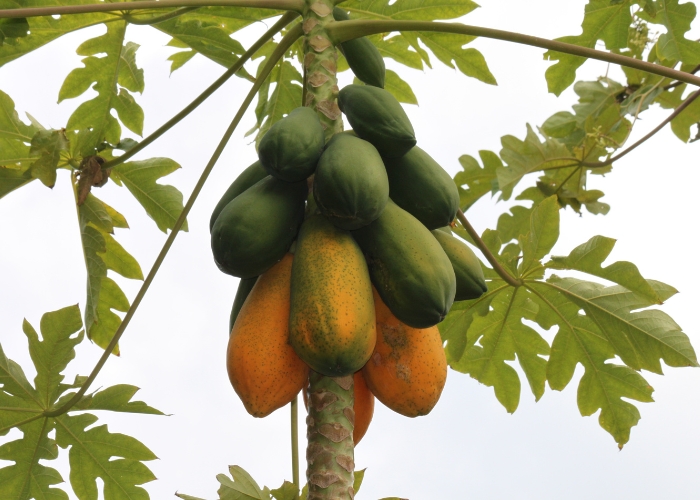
[
  {"x1": 78, "y1": 193, "x2": 143, "y2": 352},
  {"x1": 440, "y1": 195, "x2": 697, "y2": 444},
  {"x1": 0, "y1": 89, "x2": 40, "y2": 198},
  {"x1": 0, "y1": 306, "x2": 161, "y2": 499},
  {"x1": 454, "y1": 150, "x2": 501, "y2": 210},
  {"x1": 653, "y1": 0, "x2": 700, "y2": 65},
  {"x1": 543, "y1": 0, "x2": 633, "y2": 95},
  {"x1": 59, "y1": 22, "x2": 144, "y2": 150},
  {"x1": 0, "y1": 0, "x2": 113, "y2": 68}
]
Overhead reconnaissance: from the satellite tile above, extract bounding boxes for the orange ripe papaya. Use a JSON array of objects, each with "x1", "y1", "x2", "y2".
[
  {"x1": 289, "y1": 215, "x2": 376, "y2": 377},
  {"x1": 363, "y1": 288, "x2": 447, "y2": 417},
  {"x1": 227, "y1": 254, "x2": 309, "y2": 417},
  {"x1": 302, "y1": 371, "x2": 374, "y2": 445}
]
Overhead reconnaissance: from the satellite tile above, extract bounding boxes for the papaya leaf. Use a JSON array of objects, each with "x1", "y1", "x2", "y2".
[
  {"x1": 0, "y1": 305, "x2": 162, "y2": 499},
  {"x1": 0, "y1": 89, "x2": 41, "y2": 198},
  {"x1": 544, "y1": 277, "x2": 697, "y2": 374},
  {"x1": 416, "y1": 31, "x2": 496, "y2": 85},
  {"x1": 345, "y1": 0, "x2": 478, "y2": 21},
  {"x1": 0, "y1": 0, "x2": 113, "y2": 68},
  {"x1": 496, "y1": 187, "x2": 547, "y2": 244},
  {"x1": 654, "y1": 0, "x2": 700, "y2": 65},
  {"x1": 28, "y1": 128, "x2": 69, "y2": 188},
  {"x1": 383, "y1": 69, "x2": 418, "y2": 105},
  {"x1": 353, "y1": 468, "x2": 366, "y2": 494},
  {"x1": 60, "y1": 22, "x2": 144, "y2": 150},
  {"x1": 497, "y1": 124, "x2": 574, "y2": 199},
  {"x1": 111, "y1": 157, "x2": 187, "y2": 233},
  {"x1": 270, "y1": 481, "x2": 297, "y2": 500},
  {"x1": 450, "y1": 286, "x2": 550, "y2": 412},
  {"x1": 519, "y1": 195, "x2": 560, "y2": 276},
  {"x1": 176, "y1": 494, "x2": 208, "y2": 500},
  {"x1": 548, "y1": 235, "x2": 662, "y2": 303},
  {"x1": 217, "y1": 465, "x2": 270, "y2": 500},
  {"x1": 454, "y1": 150, "x2": 501, "y2": 210},
  {"x1": 78, "y1": 193, "x2": 143, "y2": 352},
  {"x1": 372, "y1": 34, "x2": 424, "y2": 70},
  {"x1": 670, "y1": 89, "x2": 700, "y2": 142},
  {"x1": 0, "y1": 18, "x2": 28, "y2": 46},
  {"x1": 55, "y1": 413, "x2": 157, "y2": 499},
  {"x1": 543, "y1": 0, "x2": 633, "y2": 95},
  {"x1": 526, "y1": 280, "x2": 655, "y2": 446}
]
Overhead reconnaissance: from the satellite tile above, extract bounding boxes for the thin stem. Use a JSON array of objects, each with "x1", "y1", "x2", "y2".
[
  {"x1": 0, "y1": 0, "x2": 304, "y2": 18},
  {"x1": 43, "y1": 24, "x2": 303, "y2": 419},
  {"x1": 122, "y1": 6, "x2": 199, "y2": 25},
  {"x1": 665, "y1": 63, "x2": 700, "y2": 90},
  {"x1": 291, "y1": 395, "x2": 300, "y2": 497},
  {"x1": 327, "y1": 20, "x2": 700, "y2": 88},
  {"x1": 102, "y1": 11, "x2": 298, "y2": 170},
  {"x1": 0, "y1": 407, "x2": 43, "y2": 413},
  {"x1": 580, "y1": 88, "x2": 700, "y2": 168},
  {"x1": 456, "y1": 209, "x2": 522, "y2": 288},
  {"x1": 0, "y1": 414, "x2": 44, "y2": 434}
]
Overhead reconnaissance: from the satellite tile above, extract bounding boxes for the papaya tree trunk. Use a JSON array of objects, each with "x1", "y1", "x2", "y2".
[{"x1": 301, "y1": 1, "x2": 355, "y2": 498}]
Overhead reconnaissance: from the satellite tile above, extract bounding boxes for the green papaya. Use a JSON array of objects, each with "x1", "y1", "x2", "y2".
[
  {"x1": 333, "y1": 8, "x2": 385, "y2": 88},
  {"x1": 314, "y1": 134, "x2": 389, "y2": 230},
  {"x1": 210, "y1": 161, "x2": 268, "y2": 231},
  {"x1": 352, "y1": 200, "x2": 456, "y2": 328},
  {"x1": 384, "y1": 146, "x2": 459, "y2": 229},
  {"x1": 432, "y1": 228, "x2": 487, "y2": 301},
  {"x1": 211, "y1": 176, "x2": 307, "y2": 278},
  {"x1": 229, "y1": 276, "x2": 258, "y2": 334},
  {"x1": 338, "y1": 85, "x2": 416, "y2": 159},
  {"x1": 258, "y1": 107, "x2": 325, "y2": 182}
]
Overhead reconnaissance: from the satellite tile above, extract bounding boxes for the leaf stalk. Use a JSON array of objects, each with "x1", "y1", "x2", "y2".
[
  {"x1": 122, "y1": 6, "x2": 199, "y2": 25},
  {"x1": 456, "y1": 209, "x2": 522, "y2": 288},
  {"x1": 327, "y1": 20, "x2": 700, "y2": 88}
]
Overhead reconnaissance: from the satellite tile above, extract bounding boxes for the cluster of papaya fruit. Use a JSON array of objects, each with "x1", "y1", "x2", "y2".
[{"x1": 209, "y1": 8, "x2": 487, "y2": 445}]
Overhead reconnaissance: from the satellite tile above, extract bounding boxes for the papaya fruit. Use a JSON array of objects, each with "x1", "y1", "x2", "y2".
[
  {"x1": 333, "y1": 8, "x2": 385, "y2": 89},
  {"x1": 432, "y1": 228, "x2": 487, "y2": 301},
  {"x1": 258, "y1": 107, "x2": 325, "y2": 182},
  {"x1": 314, "y1": 133, "x2": 389, "y2": 230},
  {"x1": 209, "y1": 160, "x2": 268, "y2": 232},
  {"x1": 338, "y1": 84, "x2": 416, "y2": 159},
  {"x1": 289, "y1": 215, "x2": 376, "y2": 377},
  {"x1": 352, "y1": 200, "x2": 456, "y2": 328},
  {"x1": 211, "y1": 176, "x2": 306, "y2": 279},
  {"x1": 384, "y1": 146, "x2": 459, "y2": 230},
  {"x1": 362, "y1": 288, "x2": 447, "y2": 417},
  {"x1": 302, "y1": 370, "x2": 374, "y2": 445},
  {"x1": 229, "y1": 276, "x2": 258, "y2": 334},
  {"x1": 227, "y1": 254, "x2": 309, "y2": 417}
]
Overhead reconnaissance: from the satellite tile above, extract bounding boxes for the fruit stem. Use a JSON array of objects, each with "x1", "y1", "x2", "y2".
[{"x1": 456, "y1": 209, "x2": 523, "y2": 288}]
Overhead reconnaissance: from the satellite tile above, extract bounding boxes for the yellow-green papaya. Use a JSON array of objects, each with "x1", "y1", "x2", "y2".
[
  {"x1": 210, "y1": 161, "x2": 268, "y2": 231},
  {"x1": 333, "y1": 8, "x2": 385, "y2": 88}
]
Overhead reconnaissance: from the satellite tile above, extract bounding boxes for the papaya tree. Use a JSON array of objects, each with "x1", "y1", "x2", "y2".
[{"x1": 0, "y1": 0, "x2": 699, "y2": 499}]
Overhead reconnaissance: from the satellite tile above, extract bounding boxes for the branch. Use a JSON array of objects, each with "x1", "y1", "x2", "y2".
[
  {"x1": 0, "y1": 0, "x2": 304, "y2": 18},
  {"x1": 665, "y1": 64, "x2": 700, "y2": 90},
  {"x1": 326, "y1": 20, "x2": 700, "y2": 88},
  {"x1": 456, "y1": 210, "x2": 522, "y2": 288},
  {"x1": 122, "y1": 6, "x2": 199, "y2": 25},
  {"x1": 43, "y1": 23, "x2": 304, "y2": 419},
  {"x1": 581, "y1": 88, "x2": 700, "y2": 168},
  {"x1": 102, "y1": 11, "x2": 298, "y2": 170}
]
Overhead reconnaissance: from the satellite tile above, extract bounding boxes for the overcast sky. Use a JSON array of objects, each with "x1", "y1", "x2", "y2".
[{"x1": 2, "y1": 1, "x2": 700, "y2": 499}]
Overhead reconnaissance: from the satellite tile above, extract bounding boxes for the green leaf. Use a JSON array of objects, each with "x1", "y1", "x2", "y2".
[
  {"x1": 112, "y1": 157, "x2": 187, "y2": 233},
  {"x1": 383, "y1": 69, "x2": 418, "y2": 105},
  {"x1": 353, "y1": 468, "x2": 366, "y2": 494},
  {"x1": 217, "y1": 465, "x2": 269, "y2": 500},
  {"x1": 544, "y1": 0, "x2": 632, "y2": 95},
  {"x1": 519, "y1": 196, "x2": 560, "y2": 275},
  {"x1": 450, "y1": 287, "x2": 550, "y2": 411},
  {"x1": 55, "y1": 412, "x2": 157, "y2": 499},
  {"x1": 345, "y1": 0, "x2": 478, "y2": 21},
  {"x1": 416, "y1": 31, "x2": 496, "y2": 85},
  {"x1": 0, "y1": 89, "x2": 42, "y2": 198},
  {"x1": 61, "y1": 22, "x2": 144, "y2": 149},
  {"x1": 78, "y1": 193, "x2": 143, "y2": 352},
  {"x1": 497, "y1": 124, "x2": 574, "y2": 199},
  {"x1": 526, "y1": 280, "x2": 655, "y2": 445},
  {"x1": 654, "y1": 0, "x2": 700, "y2": 64},
  {"x1": 372, "y1": 34, "x2": 424, "y2": 70},
  {"x1": 544, "y1": 277, "x2": 698, "y2": 374},
  {"x1": 548, "y1": 235, "x2": 662, "y2": 303},
  {"x1": 270, "y1": 481, "x2": 297, "y2": 500},
  {"x1": 0, "y1": 18, "x2": 28, "y2": 46},
  {"x1": 28, "y1": 128, "x2": 69, "y2": 188},
  {"x1": 0, "y1": 0, "x2": 113, "y2": 68},
  {"x1": 75, "y1": 385, "x2": 164, "y2": 416},
  {"x1": 176, "y1": 494, "x2": 208, "y2": 500},
  {"x1": 670, "y1": 90, "x2": 700, "y2": 142},
  {"x1": 455, "y1": 151, "x2": 501, "y2": 210}
]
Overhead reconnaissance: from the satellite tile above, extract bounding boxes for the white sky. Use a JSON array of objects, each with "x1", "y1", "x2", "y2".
[{"x1": 1, "y1": 1, "x2": 700, "y2": 499}]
